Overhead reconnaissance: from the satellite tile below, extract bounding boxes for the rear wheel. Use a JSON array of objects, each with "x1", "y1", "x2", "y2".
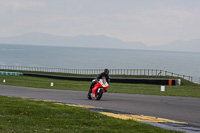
[
  {"x1": 96, "y1": 88, "x2": 104, "y2": 100},
  {"x1": 87, "y1": 90, "x2": 92, "y2": 100}
]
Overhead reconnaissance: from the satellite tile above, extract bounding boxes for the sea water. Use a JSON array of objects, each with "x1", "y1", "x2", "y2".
[{"x1": 0, "y1": 44, "x2": 200, "y2": 78}]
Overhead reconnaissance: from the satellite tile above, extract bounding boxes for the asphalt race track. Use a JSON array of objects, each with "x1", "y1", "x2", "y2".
[{"x1": 1, "y1": 85, "x2": 200, "y2": 132}]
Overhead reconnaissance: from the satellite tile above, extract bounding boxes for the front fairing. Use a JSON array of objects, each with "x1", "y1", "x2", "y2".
[{"x1": 97, "y1": 79, "x2": 109, "y2": 89}]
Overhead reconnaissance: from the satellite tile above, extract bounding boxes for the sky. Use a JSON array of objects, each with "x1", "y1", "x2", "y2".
[{"x1": 0, "y1": 0, "x2": 200, "y2": 46}]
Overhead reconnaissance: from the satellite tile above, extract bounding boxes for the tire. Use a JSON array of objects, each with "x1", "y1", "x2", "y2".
[
  {"x1": 87, "y1": 90, "x2": 92, "y2": 100},
  {"x1": 96, "y1": 88, "x2": 104, "y2": 100}
]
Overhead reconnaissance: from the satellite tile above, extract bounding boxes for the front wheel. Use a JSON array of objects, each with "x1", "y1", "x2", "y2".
[{"x1": 96, "y1": 88, "x2": 104, "y2": 100}]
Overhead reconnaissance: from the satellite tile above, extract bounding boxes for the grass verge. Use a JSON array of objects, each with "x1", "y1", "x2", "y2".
[
  {"x1": 0, "y1": 95, "x2": 181, "y2": 133},
  {"x1": 0, "y1": 74, "x2": 200, "y2": 98}
]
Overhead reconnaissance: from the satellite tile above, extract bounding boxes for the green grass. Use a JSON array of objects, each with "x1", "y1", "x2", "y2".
[
  {"x1": 0, "y1": 74, "x2": 200, "y2": 98},
  {"x1": 0, "y1": 95, "x2": 181, "y2": 133}
]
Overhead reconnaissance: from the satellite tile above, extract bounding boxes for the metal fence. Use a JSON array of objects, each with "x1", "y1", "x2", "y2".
[{"x1": 0, "y1": 65, "x2": 199, "y2": 84}]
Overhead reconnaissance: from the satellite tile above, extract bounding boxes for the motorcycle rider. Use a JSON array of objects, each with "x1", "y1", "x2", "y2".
[{"x1": 89, "y1": 69, "x2": 110, "y2": 96}]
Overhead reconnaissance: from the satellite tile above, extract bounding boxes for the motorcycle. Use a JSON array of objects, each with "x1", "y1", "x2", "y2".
[{"x1": 88, "y1": 78, "x2": 109, "y2": 100}]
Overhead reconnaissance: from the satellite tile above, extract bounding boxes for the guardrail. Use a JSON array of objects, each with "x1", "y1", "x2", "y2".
[
  {"x1": 0, "y1": 65, "x2": 199, "y2": 84},
  {"x1": 24, "y1": 73, "x2": 181, "y2": 86}
]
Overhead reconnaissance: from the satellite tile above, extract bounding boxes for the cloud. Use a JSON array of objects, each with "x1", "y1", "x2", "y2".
[
  {"x1": 0, "y1": 0, "x2": 200, "y2": 46},
  {"x1": 0, "y1": 0, "x2": 46, "y2": 10}
]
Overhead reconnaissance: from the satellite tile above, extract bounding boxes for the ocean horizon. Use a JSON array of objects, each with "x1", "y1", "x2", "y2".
[{"x1": 0, "y1": 43, "x2": 200, "y2": 78}]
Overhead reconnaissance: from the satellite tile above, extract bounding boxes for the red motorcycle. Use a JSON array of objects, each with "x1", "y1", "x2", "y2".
[{"x1": 88, "y1": 78, "x2": 109, "y2": 100}]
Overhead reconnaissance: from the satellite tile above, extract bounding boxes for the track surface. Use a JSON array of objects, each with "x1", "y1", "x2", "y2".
[{"x1": 1, "y1": 85, "x2": 200, "y2": 128}]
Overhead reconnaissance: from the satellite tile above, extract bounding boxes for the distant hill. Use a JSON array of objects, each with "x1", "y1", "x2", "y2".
[
  {"x1": 0, "y1": 32, "x2": 146, "y2": 50},
  {"x1": 0, "y1": 32, "x2": 200, "y2": 52},
  {"x1": 150, "y1": 39, "x2": 200, "y2": 52}
]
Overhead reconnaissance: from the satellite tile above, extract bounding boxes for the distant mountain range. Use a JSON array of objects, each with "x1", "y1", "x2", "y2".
[
  {"x1": 0, "y1": 32, "x2": 200, "y2": 52},
  {"x1": 150, "y1": 39, "x2": 200, "y2": 52}
]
